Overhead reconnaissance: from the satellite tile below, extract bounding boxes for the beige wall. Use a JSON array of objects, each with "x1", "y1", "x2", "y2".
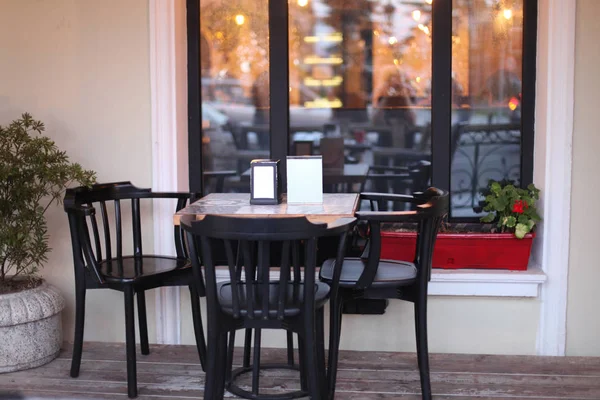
[
  {"x1": 0, "y1": 0, "x2": 543, "y2": 355},
  {"x1": 566, "y1": 0, "x2": 600, "y2": 357},
  {"x1": 181, "y1": 292, "x2": 540, "y2": 355},
  {"x1": 0, "y1": 0, "x2": 154, "y2": 343}
]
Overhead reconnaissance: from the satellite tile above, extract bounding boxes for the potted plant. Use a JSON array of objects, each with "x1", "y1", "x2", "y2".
[
  {"x1": 380, "y1": 180, "x2": 541, "y2": 271},
  {"x1": 0, "y1": 113, "x2": 96, "y2": 372}
]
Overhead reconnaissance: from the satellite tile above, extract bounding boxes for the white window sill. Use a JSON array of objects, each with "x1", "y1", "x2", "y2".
[
  {"x1": 429, "y1": 264, "x2": 546, "y2": 297},
  {"x1": 214, "y1": 264, "x2": 546, "y2": 298}
]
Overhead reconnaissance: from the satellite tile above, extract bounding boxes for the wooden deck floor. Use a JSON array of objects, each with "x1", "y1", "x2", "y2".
[{"x1": 1, "y1": 342, "x2": 600, "y2": 399}]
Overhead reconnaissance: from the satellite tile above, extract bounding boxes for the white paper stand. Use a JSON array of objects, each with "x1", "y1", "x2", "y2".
[{"x1": 286, "y1": 156, "x2": 323, "y2": 204}]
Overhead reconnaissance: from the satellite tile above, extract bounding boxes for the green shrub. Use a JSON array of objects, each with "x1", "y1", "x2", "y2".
[
  {"x1": 480, "y1": 180, "x2": 541, "y2": 239},
  {"x1": 0, "y1": 113, "x2": 96, "y2": 290}
]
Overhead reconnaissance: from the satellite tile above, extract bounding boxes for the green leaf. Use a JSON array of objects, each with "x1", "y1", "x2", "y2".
[
  {"x1": 0, "y1": 114, "x2": 96, "y2": 284},
  {"x1": 515, "y1": 223, "x2": 531, "y2": 239},
  {"x1": 490, "y1": 181, "x2": 502, "y2": 194},
  {"x1": 518, "y1": 215, "x2": 529, "y2": 225},
  {"x1": 505, "y1": 216, "x2": 517, "y2": 228},
  {"x1": 480, "y1": 213, "x2": 496, "y2": 223}
]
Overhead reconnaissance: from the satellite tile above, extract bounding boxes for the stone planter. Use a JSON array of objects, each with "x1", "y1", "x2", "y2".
[{"x1": 0, "y1": 281, "x2": 65, "y2": 373}]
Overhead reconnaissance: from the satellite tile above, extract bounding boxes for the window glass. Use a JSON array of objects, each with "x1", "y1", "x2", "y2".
[
  {"x1": 451, "y1": 0, "x2": 523, "y2": 217},
  {"x1": 200, "y1": 2, "x2": 270, "y2": 193},
  {"x1": 289, "y1": 0, "x2": 433, "y2": 202}
]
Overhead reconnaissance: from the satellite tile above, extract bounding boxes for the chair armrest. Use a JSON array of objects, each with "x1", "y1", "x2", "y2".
[
  {"x1": 325, "y1": 217, "x2": 357, "y2": 235},
  {"x1": 149, "y1": 192, "x2": 199, "y2": 199},
  {"x1": 368, "y1": 165, "x2": 411, "y2": 173},
  {"x1": 204, "y1": 170, "x2": 238, "y2": 177},
  {"x1": 355, "y1": 210, "x2": 421, "y2": 223},
  {"x1": 67, "y1": 204, "x2": 96, "y2": 216},
  {"x1": 359, "y1": 192, "x2": 422, "y2": 204},
  {"x1": 365, "y1": 173, "x2": 411, "y2": 180}
]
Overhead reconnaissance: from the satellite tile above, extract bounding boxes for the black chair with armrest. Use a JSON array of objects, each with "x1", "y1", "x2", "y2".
[
  {"x1": 361, "y1": 160, "x2": 431, "y2": 193},
  {"x1": 204, "y1": 170, "x2": 238, "y2": 193},
  {"x1": 319, "y1": 188, "x2": 449, "y2": 400},
  {"x1": 181, "y1": 214, "x2": 355, "y2": 400},
  {"x1": 64, "y1": 182, "x2": 207, "y2": 398}
]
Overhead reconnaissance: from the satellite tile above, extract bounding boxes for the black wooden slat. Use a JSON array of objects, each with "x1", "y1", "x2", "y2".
[
  {"x1": 114, "y1": 199, "x2": 122, "y2": 260},
  {"x1": 99, "y1": 201, "x2": 111, "y2": 260}
]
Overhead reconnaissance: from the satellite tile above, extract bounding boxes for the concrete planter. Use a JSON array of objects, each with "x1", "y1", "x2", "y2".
[{"x1": 0, "y1": 281, "x2": 65, "y2": 373}]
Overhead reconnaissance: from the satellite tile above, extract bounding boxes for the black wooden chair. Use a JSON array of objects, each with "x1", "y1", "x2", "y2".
[
  {"x1": 181, "y1": 214, "x2": 355, "y2": 400},
  {"x1": 360, "y1": 161, "x2": 431, "y2": 205},
  {"x1": 319, "y1": 188, "x2": 449, "y2": 400},
  {"x1": 64, "y1": 182, "x2": 207, "y2": 398}
]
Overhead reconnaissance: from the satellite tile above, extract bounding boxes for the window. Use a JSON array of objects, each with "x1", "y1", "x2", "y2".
[{"x1": 187, "y1": 0, "x2": 536, "y2": 221}]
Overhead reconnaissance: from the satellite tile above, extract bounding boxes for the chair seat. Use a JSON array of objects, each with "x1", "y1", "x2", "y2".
[
  {"x1": 97, "y1": 255, "x2": 190, "y2": 283},
  {"x1": 320, "y1": 257, "x2": 417, "y2": 289},
  {"x1": 217, "y1": 281, "x2": 330, "y2": 318}
]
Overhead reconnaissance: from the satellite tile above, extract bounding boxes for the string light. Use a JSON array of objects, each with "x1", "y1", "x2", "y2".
[
  {"x1": 235, "y1": 14, "x2": 245, "y2": 25},
  {"x1": 298, "y1": 0, "x2": 309, "y2": 6},
  {"x1": 412, "y1": 10, "x2": 421, "y2": 22},
  {"x1": 503, "y1": 9, "x2": 513, "y2": 20}
]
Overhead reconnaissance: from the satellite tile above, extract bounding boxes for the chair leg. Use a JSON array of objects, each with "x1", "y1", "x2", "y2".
[
  {"x1": 297, "y1": 336, "x2": 308, "y2": 392},
  {"x1": 189, "y1": 285, "x2": 207, "y2": 370},
  {"x1": 286, "y1": 331, "x2": 295, "y2": 366},
  {"x1": 316, "y1": 307, "x2": 327, "y2": 396},
  {"x1": 137, "y1": 290, "x2": 149, "y2": 356},
  {"x1": 415, "y1": 299, "x2": 432, "y2": 400},
  {"x1": 251, "y1": 328, "x2": 262, "y2": 396},
  {"x1": 124, "y1": 286, "x2": 138, "y2": 398},
  {"x1": 303, "y1": 313, "x2": 323, "y2": 400},
  {"x1": 243, "y1": 328, "x2": 252, "y2": 368},
  {"x1": 326, "y1": 297, "x2": 344, "y2": 400},
  {"x1": 226, "y1": 330, "x2": 236, "y2": 383},
  {"x1": 204, "y1": 322, "x2": 221, "y2": 400},
  {"x1": 217, "y1": 333, "x2": 229, "y2": 398},
  {"x1": 70, "y1": 285, "x2": 86, "y2": 378}
]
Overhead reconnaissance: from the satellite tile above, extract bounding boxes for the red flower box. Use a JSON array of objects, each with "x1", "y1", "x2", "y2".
[{"x1": 380, "y1": 231, "x2": 535, "y2": 271}]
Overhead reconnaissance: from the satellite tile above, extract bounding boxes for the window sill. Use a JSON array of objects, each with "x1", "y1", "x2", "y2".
[
  {"x1": 214, "y1": 264, "x2": 547, "y2": 298},
  {"x1": 429, "y1": 264, "x2": 546, "y2": 297}
]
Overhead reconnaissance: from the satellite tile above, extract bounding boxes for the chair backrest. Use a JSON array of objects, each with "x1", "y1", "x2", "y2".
[
  {"x1": 64, "y1": 181, "x2": 195, "y2": 283},
  {"x1": 355, "y1": 188, "x2": 449, "y2": 289},
  {"x1": 181, "y1": 215, "x2": 355, "y2": 321},
  {"x1": 360, "y1": 160, "x2": 431, "y2": 195}
]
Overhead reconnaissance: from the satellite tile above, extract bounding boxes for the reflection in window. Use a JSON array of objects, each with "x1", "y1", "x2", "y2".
[
  {"x1": 289, "y1": 0, "x2": 433, "y2": 202},
  {"x1": 195, "y1": 0, "x2": 528, "y2": 213},
  {"x1": 200, "y1": 1, "x2": 270, "y2": 194},
  {"x1": 451, "y1": 0, "x2": 524, "y2": 217}
]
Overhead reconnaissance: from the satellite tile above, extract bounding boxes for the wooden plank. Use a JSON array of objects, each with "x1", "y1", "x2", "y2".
[
  {"x1": 7, "y1": 343, "x2": 600, "y2": 400},
  {"x1": 60, "y1": 343, "x2": 600, "y2": 377},
  {"x1": 0, "y1": 390, "x2": 201, "y2": 400}
]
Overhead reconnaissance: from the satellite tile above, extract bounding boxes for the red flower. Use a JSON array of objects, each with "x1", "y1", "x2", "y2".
[{"x1": 512, "y1": 200, "x2": 528, "y2": 214}]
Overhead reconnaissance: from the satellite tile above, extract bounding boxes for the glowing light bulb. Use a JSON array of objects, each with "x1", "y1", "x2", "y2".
[
  {"x1": 412, "y1": 10, "x2": 421, "y2": 22},
  {"x1": 235, "y1": 14, "x2": 245, "y2": 25},
  {"x1": 503, "y1": 9, "x2": 513, "y2": 20},
  {"x1": 426, "y1": 0, "x2": 433, "y2": 4},
  {"x1": 298, "y1": 0, "x2": 309, "y2": 6},
  {"x1": 388, "y1": 36, "x2": 398, "y2": 45}
]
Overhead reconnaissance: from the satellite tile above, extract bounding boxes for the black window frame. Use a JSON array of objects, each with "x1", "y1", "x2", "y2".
[{"x1": 186, "y1": 0, "x2": 538, "y2": 223}]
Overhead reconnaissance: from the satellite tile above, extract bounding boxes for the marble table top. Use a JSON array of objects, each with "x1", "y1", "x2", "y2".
[{"x1": 173, "y1": 192, "x2": 359, "y2": 225}]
